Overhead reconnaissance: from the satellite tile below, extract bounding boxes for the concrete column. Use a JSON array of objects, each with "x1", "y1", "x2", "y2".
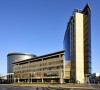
[
  {"x1": 14, "y1": 78, "x2": 16, "y2": 83},
  {"x1": 18, "y1": 78, "x2": 19, "y2": 83},
  {"x1": 28, "y1": 78, "x2": 29, "y2": 83},
  {"x1": 60, "y1": 78, "x2": 63, "y2": 84},
  {"x1": 10, "y1": 75, "x2": 11, "y2": 83},
  {"x1": 31, "y1": 77, "x2": 32, "y2": 83},
  {"x1": 42, "y1": 78, "x2": 44, "y2": 83},
  {"x1": 60, "y1": 69, "x2": 63, "y2": 84}
]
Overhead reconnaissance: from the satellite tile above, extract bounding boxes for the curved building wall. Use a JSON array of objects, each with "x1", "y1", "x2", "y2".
[
  {"x1": 7, "y1": 53, "x2": 36, "y2": 73},
  {"x1": 63, "y1": 24, "x2": 71, "y2": 80},
  {"x1": 64, "y1": 26, "x2": 70, "y2": 61}
]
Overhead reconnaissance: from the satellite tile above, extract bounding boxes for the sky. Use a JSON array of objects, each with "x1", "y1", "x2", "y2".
[{"x1": 0, "y1": 0, "x2": 100, "y2": 75}]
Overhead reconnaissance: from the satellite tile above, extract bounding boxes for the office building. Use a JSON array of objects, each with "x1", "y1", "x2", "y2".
[
  {"x1": 13, "y1": 50, "x2": 66, "y2": 83},
  {"x1": 9, "y1": 4, "x2": 91, "y2": 84},
  {"x1": 63, "y1": 4, "x2": 91, "y2": 83},
  {"x1": 7, "y1": 52, "x2": 36, "y2": 83}
]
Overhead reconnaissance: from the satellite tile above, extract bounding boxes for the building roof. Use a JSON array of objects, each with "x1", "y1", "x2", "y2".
[
  {"x1": 13, "y1": 50, "x2": 65, "y2": 64},
  {"x1": 7, "y1": 52, "x2": 37, "y2": 57},
  {"x1": 63, "y1": 4, "x2": 91, "y2": 43},
  {"x1": 82, "y1": 3, "x2": 91, "y2": 13}
]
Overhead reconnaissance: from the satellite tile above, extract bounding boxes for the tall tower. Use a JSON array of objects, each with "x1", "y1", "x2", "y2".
[{"x1": 64, "y1": 4, "x2": 91, "y2": 83}]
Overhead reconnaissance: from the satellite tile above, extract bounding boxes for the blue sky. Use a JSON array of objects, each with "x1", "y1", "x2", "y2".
[{"x1": 0, "y1": 0, "x2": 100, "y2": 75}]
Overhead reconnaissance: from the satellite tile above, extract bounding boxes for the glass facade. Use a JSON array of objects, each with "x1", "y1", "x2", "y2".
[
  {"x1": 83, "y1": 8, "x2": 91, "y2": 74},
  {"x1": 63, "y1": 24, "x2": 71, "y2": 80},
  {"x1": 64, "y1": 26, "x2": 70, "y2": 61},
  {"x1": 88, "y1": 11, "x2": 91, "y2": 74},
  {"x1": 63, "y1": 4, "x2": 91, "y2": 83}
]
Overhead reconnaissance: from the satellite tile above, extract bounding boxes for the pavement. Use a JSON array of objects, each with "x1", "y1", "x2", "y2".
[
  {"x1": 89, "y1": 84, "x2": 100, "y2": 90},
  {"x1": 0, "y1": 83, "x2": 100, "y2": 90},
  {"x1": 0, "y1": 85, "x2": 89, "y2": 90}
]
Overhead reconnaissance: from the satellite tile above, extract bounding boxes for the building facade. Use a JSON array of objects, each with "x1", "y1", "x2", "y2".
[
  {"x1": 7, "y1": 52, "x2": 36, "y2": 83},
  {"x1": 13, "y1": 50, "x2": 67, "y2": 83},
  {"x1": 7, "y1": 4, "x2": 91, "y2": 84},
  {"x1": 63, "y1": 4, "x2": 91, "y2": 83}
]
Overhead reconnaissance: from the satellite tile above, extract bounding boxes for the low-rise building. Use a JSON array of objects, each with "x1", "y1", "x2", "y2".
[
  {"x1": 7, "y1": 52, "x2": 36, "y2": 83},
  {"x1": 13, "y1": 50, "x2": 68, "y2": 83},
  {"x1": 0, "y1": 75, "x2": 7, "y2": 84}
]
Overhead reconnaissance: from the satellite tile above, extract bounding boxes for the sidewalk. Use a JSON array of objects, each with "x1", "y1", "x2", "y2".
[{"x1": 0, "y1": 83, "x2": 92, "y2": 89}]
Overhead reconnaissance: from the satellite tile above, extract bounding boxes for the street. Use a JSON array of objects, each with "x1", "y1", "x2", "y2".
[
  {"x1": 0, "y1": 85, "x2": 69, "y2": 90},
  {"x1": 0, "y1": 85, "x2": 95, "y2": 90},
  {"x1": 89, "y1": 84, "x2": 100, "y2": 90}
]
